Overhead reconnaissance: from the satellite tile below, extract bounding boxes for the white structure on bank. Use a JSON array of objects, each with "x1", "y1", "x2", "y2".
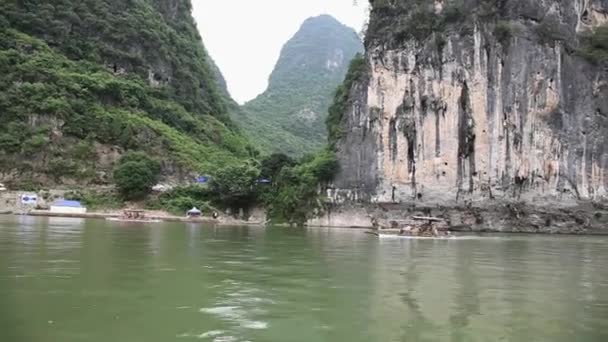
[{"x1": 50, "y1": 200, "x2": 87, "y2": 214}]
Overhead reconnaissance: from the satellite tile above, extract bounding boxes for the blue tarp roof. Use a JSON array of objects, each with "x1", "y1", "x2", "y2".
[{"x1": 53, "y1": 200, "x2": 84, "y2": 208}]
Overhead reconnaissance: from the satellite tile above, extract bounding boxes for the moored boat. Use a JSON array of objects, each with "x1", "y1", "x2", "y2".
[
  {"x1": 106, "y1": 217, "x2": 162, "y2": 223},
  {"x1": 370, "y1": 215, "x2": 453, "y2": 238},
  {"x1": 377, "y1": 233, "x2": 455, "y2": 240},
  {"x1": 106, "y1": 209, "x2": 162, "y2": 223}
]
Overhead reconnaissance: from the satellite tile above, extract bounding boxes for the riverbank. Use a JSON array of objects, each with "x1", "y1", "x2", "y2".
[
  {"x1": 308, "y1": 200, "x2": 608, "y2": 235},
  {"x1": 0, "y1": 190, "x2": 268, "y2": 226},
  {"x1": 0, "y1": 210, "x2": 266, "y2": 226},
  {"x1": 4, "y1": 191, "x2": 608, "y2": 234}
]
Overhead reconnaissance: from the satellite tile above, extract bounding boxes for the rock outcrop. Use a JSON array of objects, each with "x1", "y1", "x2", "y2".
[{"x1": 334, "y1": 0, "x2": 608, "y2": 208}]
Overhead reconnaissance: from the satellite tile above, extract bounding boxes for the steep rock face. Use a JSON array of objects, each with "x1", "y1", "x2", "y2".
[{"x1": 334, "y1": 0, "x2": 608, "y2": 205}]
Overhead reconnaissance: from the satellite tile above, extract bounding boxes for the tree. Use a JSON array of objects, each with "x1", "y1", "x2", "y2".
[
  {"x1": 210, "y1": 161, "x2": 260, "y2": 208},
  {"x1": 263, "y1": 149, "x2": 340, "y2": 226},
  {"x1": 113, "y1": 152, "x2": 160, "y2": 200},
  {"x1": 260, "y1": 153, "x2": 295, "y2": 180},
  {"x1": 267, "y1": 166, "x2": 319, "y2": 226},
  {"x1": 298, "y1": 149, "x2": 340, "y2": 183}
]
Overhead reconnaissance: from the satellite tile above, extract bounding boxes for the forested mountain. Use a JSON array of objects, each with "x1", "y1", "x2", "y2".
[
  {"x1": 238, "y1": 15, "x2": 363, "y2": 157},
  {"x1": 0, "y1": 0, "x2": 253, "y2": 187}
]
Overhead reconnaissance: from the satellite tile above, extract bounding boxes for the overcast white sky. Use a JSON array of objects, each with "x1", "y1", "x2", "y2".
[{"x1": 192, "y1": 0, "x2": 368, "y2": 104}]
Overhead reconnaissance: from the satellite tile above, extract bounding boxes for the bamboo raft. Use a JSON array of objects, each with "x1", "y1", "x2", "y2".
[{"x1": 374, "y1": 215, "x2": 451, "y2": 237}]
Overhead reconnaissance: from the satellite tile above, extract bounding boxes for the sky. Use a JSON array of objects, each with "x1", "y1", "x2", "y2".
[{"x1": 192, "y1": 0, "x2": 368, "y2": 104}]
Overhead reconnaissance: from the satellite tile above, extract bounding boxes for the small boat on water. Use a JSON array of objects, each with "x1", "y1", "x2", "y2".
[
  {"x1": 367, "y1": 230, "x2": 454, "y2": 239},
  {"x1": 368, "y1": 215, "x2": 453, "y2": 239},
  {"x1": 377, "y1": 233, "x2": 455, "y2": 240},
  {"x1": 107, "y1": 209, "x2": 162, "y2": 223}
]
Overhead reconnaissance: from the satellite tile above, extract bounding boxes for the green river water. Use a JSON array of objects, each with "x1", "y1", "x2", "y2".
[{"x1": 1, "y1": 215, "x2": 608, "y2": 342}]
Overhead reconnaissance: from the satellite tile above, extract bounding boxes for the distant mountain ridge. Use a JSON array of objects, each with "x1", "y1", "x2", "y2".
[{"x1": 237, "y1": 15, "x2": 364, "y2": 156}]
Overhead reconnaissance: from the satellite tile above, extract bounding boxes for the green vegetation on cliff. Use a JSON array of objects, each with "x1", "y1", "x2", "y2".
[
  {"x1": 366, "y1": 0, "x2": 582, "y2": 50},
  {"x1": 579, "y1": 26, "x2": 608, "y2": 64},
  {"x1": 1, "y1": 0, "x2": 229, "y2": 120},
  {"x1": 0, "y1": 0, "x2": 252, "y2": 187},
  {"x1": 238, "y1": 15, "x2": 363, "y2": 157},
  {"x1": 326, "y1": 53, "x2": 369, "y2": 148}
]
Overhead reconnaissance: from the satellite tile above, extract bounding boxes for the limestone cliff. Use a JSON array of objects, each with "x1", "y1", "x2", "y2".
[{"x1": 333, "y1": 0, "x2": 608, "y2": 207}]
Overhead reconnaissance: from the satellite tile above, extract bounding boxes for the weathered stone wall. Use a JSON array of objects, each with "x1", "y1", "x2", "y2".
[
  {"x1": 308, "y1": 204, "x2": 374, "y2": 228},
  {"x1": 334, "y1": 0, "x2": 608, "y2": 207}
]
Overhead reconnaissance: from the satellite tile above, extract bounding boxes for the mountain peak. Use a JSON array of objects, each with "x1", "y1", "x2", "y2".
[
  {"x1": 267, "y1": 14, "x2": 362, "y2": 89},
  {"x1": 302, "y1": 14, "x2": 342, "y2": 25},
  {"x1": 237, "y1": 15, "x2": 364, "y2": 156},
  {"x1": 298, "y1": 14, "x2": 355, "y2": 35}
]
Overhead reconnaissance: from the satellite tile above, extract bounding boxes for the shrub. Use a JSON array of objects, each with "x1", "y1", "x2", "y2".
[
  {"x1": 535, "y1": 16, "x2": 566, "y2": 46},
  {"x1": 119, "y1": 151, "x2": 161, "y2": 174},
  {"x1": 442, "y1": 1, "x2": 467, "y2": 25},
  {"x1": 297, "y1": 149, "x2": 340, "y2": 183},
  {"x1": 494, "y1": 20, "x2": 515, "y2": 45},
  {"x1": 578, "y1": 25, "x2": 608, "y2": 64},
  {"x1": 0, "y1": 133, "x2": 21, "y2": 153},
  {"x1": 113, "y1": 152, "x2": 160, "y2": 200},
  {"x1": 64, "y1": 189, "x2": 123, "y2": 210}
]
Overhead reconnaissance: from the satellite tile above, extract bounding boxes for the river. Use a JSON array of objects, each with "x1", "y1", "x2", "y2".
[{"x1": 1, "y1": 215, "x2": 607, "y2": 341}]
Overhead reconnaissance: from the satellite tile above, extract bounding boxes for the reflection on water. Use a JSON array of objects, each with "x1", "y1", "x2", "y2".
[{"x1": 1, "y1": 216, "x2": 608, "y2": 341}]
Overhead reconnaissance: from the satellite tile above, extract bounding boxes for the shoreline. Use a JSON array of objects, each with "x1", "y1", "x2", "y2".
[
  {"x1": 0, "y1": 210, "x2": 266, "y2": 226},
  {"x1": 4, "y1": 210, "x2": 608, "y2": 236},
  {"x1": 308, "y1": 201, "x2": 608, "y2": 235},
  {"x1": 3, "y1": 202, "x2": 608, "y2": 236}
]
